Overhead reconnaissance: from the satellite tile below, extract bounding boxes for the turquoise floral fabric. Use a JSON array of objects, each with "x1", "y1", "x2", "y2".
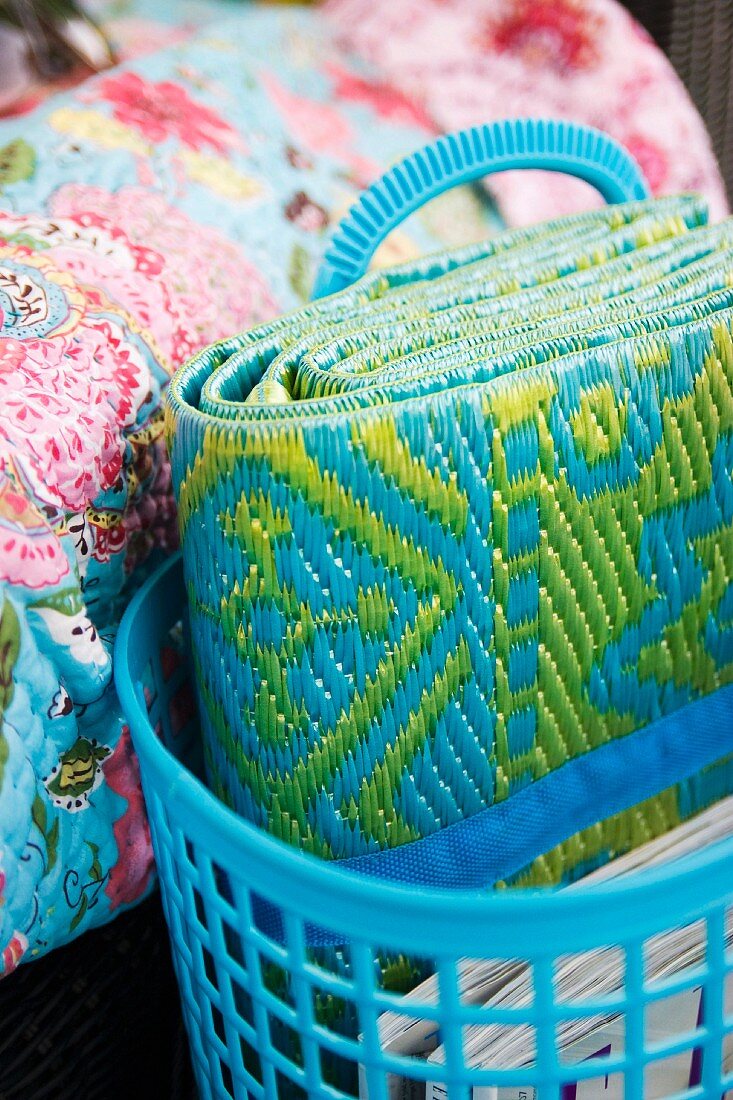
[{"x1": 0, "y1": 5, "x2": 500, "y2": 973}]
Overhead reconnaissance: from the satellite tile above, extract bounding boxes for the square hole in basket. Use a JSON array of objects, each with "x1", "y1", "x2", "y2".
[
  {"x1": 221, "y1": 920, "x2": 248, "y2": 979},
  {"x1": 645, "y1": 1055, "x2": 699, "y2": 1098},
  {"x1": 310, "y1": 978, "x2": 359, "y2": 1041},
  {"x1": 219, "y1": 1061, "x2": 234, "y2": 1099},
  {"x1": 568, "y1": 1070, "x2": 624, "y2": 1097},
  {"x1": 213, "y1": 861, "x2": 233, "y2": 904},
  {"x1": 458, "y1": 956, "x2": 527, "y2": 1007},
  {"x1": 275, "y1": 1069, "x2": 308, "y2": 1099},
  {"x1": 184, "y1": 836, "x2": 196, "y2": 867},
  {"x1": 209, "y1": 1001, "x2": 227, "y2": 1047},
  {"x1": 202, "y1": 944, "x2": 218, "y2": 988},
  {"x1": 557, "y1": 1011, "x2": 622, "y2": 1071},
  {"x1": 319, "y1": 1046, "x2": 359, "y2": 1097},
  {"x1": 644, "y1": 919, "x2": 706, "y2": 986},
  {"x1": 192, "y1": 886, "x2": 208, "y2": 929},
  {"x1": 647, "y1": 985, "x2": 703, "y2": 1048},
  {"x1": 229, "y1": 973, "x2": 254, "y2": 1030},
  {"x1": 377, "y1": 949, "x2": 434, "y2": 997},
  {"x1": 260, "y1": 953, "x2": 296, "y2": 1010},
  {"x1": 554, "y1": 945, "x2": 624, "y2": 1007},
  {"x1": 270, "y1": 1016, "x2": 303, "y2": 1068},
  {"x1": 240, "y1": 1034, "x2": 263, "y2": 1086},
  {"x1": 463, "y1": 1020, "x2": 535, "y2": 1071},
  {"x1": 250, "y1": 890, "x2": 292, "y2": 950}
]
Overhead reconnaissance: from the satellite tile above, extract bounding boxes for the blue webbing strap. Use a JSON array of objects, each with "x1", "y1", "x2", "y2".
[{"x1": 252, "y1": 686, "x2": 733, "y2": 946}]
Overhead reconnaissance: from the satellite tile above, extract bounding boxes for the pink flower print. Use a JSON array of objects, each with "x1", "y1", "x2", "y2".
[
  {"x1": 0, "y1": 339, "x2": 25, "y2": 373},
  {"x1": 103, "y1": 724, "x2": 154, "y2": 910},
  {"x1": 0, "y1": 368, "x2": 124, "y2": 513},
  {"x1": 0, "y1": 470, "x2": 69, "y2": 588},
  {"x1": 325, "y1": 61, "x2": 434, "y2": 132},
  {"x1": 1, "y1": 930, "x2": 28, "y2": 977},
  {"x1": 260, "y1": 70, "x2": 354, "y2": 156},
  {"x1": 482, "y1": 0, "x2": 602, "y2": 73},
  {"x1": 65, "y1": 210, "x2": 166, "y2": 278},
  {"x1": 50, "y1": 186, "x2": 278, "y2": 364},
  {"x1": 93, "y1": 71, "x2": 238, "y2": 154},
  {"x1": 622, "y1": 133, "x2": 669, "y2": 192}
]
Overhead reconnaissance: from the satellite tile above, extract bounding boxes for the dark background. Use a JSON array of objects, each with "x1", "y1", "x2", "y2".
[{"x1": 625, "y1": 0, "x2": 732, "y2": 204}]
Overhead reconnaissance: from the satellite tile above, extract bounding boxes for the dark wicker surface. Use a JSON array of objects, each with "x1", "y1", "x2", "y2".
[
  {"x1": 624, "y1": 0, "x2": 733, "y2": 205},
  {"x1": 0, "y1": 894, "x2": 197, "y2": 1100}
]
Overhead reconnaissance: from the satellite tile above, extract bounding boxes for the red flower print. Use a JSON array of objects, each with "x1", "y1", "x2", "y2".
[
  {"x1": 325, "y1": 62, "x2": 435, "y2": 132},
  {"x1": 622, "y1": 133, "x2": 668, "y2": 192},
  {"x1": 1, "y1": 930, "x2": 28, "y2": 977},
  {"x1": 103, "y1": 724, "x2": 154, "y2": 910},
  {"x1": 260, "y1": 70, "x2": 353, "y2": 155},
  {"x1": 0, "y1": 339, "x2": 25, "y2": 373},
  {"x1": 94, "y1": 71, "x2": 238, "y2": 154},
  {"x1": 483, "y1": 0, "x2": 601, "y2": 73}
]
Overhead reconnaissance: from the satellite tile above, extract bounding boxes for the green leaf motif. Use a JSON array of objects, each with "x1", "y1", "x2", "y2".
[
  {"x1": 288, "y1": 243, "x2": 312, "y2": 305},
  {"x1": 31, "y1": 793, "x2": 60, "y2": 875},
  {"x1": 31, "y1": 588, "x2": 85, "y2": 617},
  {"x1": 46, "y1": 818, "x2": 59, "y2": 874},
  {"x1": 0, "y1": 139, "x2": 36, "y2": 189},
  {"x1": 0, "y1": 596, "x2": 20, "y2": 717},
  {"x1": 0, "y1": 596, "x2": 20, "y2": 793},
  {"x1": 69, "y1": 892, "x2": 89, "y2": 934},
  {"x1": 31, "y1": 793, "x2": 47, "y2": 838},
  {"x1": 2, "y1": 231, "x2": 50, "y2": 252},
  {"x1": 87, "y1": 840, "x2": 103, "y2": 884}
]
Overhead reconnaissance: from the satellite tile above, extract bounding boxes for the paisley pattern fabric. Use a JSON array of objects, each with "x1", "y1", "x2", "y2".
[
  {"x1": 0, "y1": 7, "x2": 500, "y2": 974},
  {"x1": 169, "y1": 192, "x2": 733, "y2": 877}
]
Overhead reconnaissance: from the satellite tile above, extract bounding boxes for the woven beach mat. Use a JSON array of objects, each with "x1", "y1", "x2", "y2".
[{"x1": 167, "y1": 124, "x2": 733, "y2": 891}]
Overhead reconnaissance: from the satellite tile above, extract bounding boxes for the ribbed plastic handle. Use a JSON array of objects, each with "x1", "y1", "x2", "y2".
[{"x1": 312, "y1": 118, "x2": 651, "y2": 299}]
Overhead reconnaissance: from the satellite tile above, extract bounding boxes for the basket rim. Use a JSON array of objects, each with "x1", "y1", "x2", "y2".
[{"x1": 115, "y1": 552, "x2": 733, "y2": 953}]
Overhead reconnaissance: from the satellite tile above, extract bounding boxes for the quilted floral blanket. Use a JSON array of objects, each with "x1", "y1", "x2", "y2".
[
  {"x1": 0, "y1": 4, "x2": 501, "y2": 974},
  {"x1": 0, "y1": 0, "x2": 726, "y2": 974}
]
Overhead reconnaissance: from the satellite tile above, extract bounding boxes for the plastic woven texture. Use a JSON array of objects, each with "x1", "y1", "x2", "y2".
[{"x1": 167, "y1": 177, "x2": 733, "y2": 882}]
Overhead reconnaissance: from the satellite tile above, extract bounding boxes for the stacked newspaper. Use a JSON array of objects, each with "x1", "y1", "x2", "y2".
[{"x1": 359, "y1": 798, "x2": 733, "y2": 1100}]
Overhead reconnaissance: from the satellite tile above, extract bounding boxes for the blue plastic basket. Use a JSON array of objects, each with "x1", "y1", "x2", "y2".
[
  {"x1": 116, "y1": 122, "x2": 733, "y2": 1099},
  {"x1": 117, "y1": 555, "x2": 733, "y2": 1100}
]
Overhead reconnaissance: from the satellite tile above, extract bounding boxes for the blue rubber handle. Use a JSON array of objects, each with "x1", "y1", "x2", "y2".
[{"x1": 312, "y1": 118, "x2": 651, "y2": 299}]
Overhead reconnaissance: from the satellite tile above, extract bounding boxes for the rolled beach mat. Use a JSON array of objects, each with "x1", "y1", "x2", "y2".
[{"x1": 167, "y1": 121, "x2": 733, "y2": 889}]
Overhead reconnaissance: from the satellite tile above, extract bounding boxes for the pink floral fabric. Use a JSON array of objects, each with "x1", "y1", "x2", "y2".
[
  {"x1": 325, "y1": 0, "x2": 729, "y2": 225},
  {"x1": 0, "y1": 195, "x2": 275, "y2": 597},
  {"x1": 91, "y1": 71, "x2": 242, "y2": 154}
]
